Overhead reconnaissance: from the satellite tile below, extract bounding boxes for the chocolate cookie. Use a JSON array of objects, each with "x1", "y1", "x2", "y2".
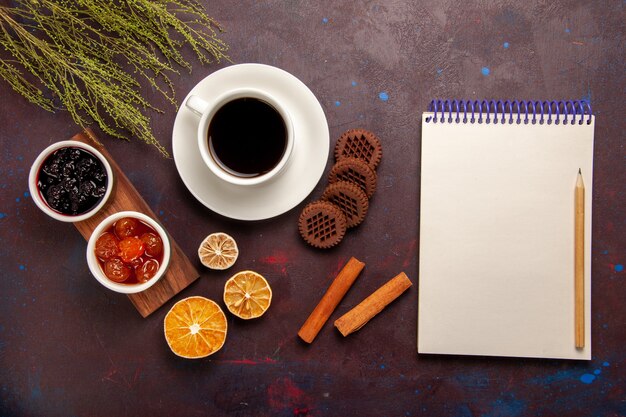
[
  {"x1": 328, "y1": 157, "x2": 377, "y2": 199},
  {"x1": 321, "y1": 181, "x2": 369, "y2": 228},
  {"x1": 298, "y1": 201, "x2": 347, "y2": 249},
  {"x1": 334, "y1": 129, "x2": 382, "y2": 170}
]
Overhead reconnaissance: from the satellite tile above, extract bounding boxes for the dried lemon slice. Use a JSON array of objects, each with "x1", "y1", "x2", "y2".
[
  {"x1": 198, "y1": 232, "x2": 239, "y2": 270},
  {"x1": 164, "y1": 296, "x2": 227, "y2": 359},
  {"x1": 223, "y1": 270, "x2": 272, "y2": 319}
]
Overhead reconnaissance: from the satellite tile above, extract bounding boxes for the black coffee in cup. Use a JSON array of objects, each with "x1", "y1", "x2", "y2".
[{"x1": 208, "y1": 97, "x2": 287, "y2": 178}]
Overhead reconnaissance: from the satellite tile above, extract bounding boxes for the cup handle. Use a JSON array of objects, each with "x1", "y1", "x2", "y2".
[{"x1": 185, "y1": 95, "x2": 209, "y2": 117}]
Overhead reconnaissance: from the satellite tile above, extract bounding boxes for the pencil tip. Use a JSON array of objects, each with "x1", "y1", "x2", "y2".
[{"x1": 578, "y1": 168, "x2": 581, "y2": 174}]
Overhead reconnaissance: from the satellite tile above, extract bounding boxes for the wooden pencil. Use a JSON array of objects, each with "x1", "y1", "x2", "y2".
[{"x1": 575, "y1": 169, "x2": 585, "y2": 348}]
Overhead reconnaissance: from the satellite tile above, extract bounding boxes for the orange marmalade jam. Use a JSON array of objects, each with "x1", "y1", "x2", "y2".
[{"x1": 94, "y1": 217, "x2": 164, "y2": 284}]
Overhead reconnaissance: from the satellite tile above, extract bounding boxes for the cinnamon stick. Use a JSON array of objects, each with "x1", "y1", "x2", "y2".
[
  {"x1": 334, "y1": 272, "x2": 412, "y2": 337},
  {"x1": 298, "y1": 257, "x2": 365, "y2": 343}
]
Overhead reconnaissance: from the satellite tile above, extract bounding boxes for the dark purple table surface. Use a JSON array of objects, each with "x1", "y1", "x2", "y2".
[{"x1": 1, "y1": 1, "x2": 624, "y2": 416}]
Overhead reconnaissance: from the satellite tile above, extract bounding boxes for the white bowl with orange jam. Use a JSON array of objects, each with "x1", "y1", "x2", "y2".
[{"x1": 86, "y1": 211, "x2": 171, "y2": 294}]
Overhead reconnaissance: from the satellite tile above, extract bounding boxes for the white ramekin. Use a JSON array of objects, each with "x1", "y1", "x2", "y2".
[
  {"x1": 28, "y1": 140, "x2": 114, "y2": 222},
  {"x1": 86, "y1": 211, "x2": 171, "y2": 294}
]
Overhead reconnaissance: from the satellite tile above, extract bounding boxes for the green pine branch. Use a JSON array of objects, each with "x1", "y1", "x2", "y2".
[{"x1": 0, "y1": 0, "x2": 230, "y2": 156}]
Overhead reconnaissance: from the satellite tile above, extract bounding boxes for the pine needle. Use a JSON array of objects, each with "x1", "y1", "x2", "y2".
[{"x1": 0, "y1": 0, "x2": 230, "y2": 156}]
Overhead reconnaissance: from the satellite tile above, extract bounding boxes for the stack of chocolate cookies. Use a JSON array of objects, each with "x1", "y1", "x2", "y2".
[{"x1": 298, "y1": 129, "x2": 382, "y2": 249}]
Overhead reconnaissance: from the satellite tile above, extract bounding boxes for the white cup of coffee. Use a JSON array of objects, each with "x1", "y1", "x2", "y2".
[{"x1": 185, "y1": 88, "x2": 294, "y2": 186}]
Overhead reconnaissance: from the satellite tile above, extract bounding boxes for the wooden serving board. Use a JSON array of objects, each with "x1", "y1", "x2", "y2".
[{"x1": 72, "y1": 129, "x2": 199, "y2": 317}]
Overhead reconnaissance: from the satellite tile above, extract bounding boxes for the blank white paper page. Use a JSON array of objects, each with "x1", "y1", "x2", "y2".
[{"x1": 418, "y1": 113, "x2": 593, "y2": 360}]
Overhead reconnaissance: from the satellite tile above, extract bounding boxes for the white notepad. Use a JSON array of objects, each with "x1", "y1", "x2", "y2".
[{"x1": 418, "y1": 100, "x2": 594, "y2": 360}]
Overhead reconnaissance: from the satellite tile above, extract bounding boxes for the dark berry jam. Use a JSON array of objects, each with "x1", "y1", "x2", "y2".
[{"x1": 37, "y1": 147, "x2": 108, "y2": 216}]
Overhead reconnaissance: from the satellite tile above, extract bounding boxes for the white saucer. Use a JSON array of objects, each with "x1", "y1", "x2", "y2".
[{"x1": 172, "y1": 64, "x2": 329, "y2": 221}]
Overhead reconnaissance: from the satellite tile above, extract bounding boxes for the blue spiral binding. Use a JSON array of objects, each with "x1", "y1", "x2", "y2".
[{"x1": 426, "y1": 100, "x2": 593, "y2": 125}]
